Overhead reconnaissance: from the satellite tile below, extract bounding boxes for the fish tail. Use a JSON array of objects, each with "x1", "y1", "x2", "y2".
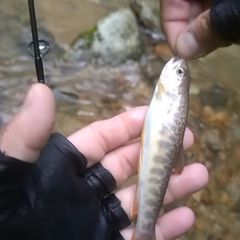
[
  {"x1": 131, "y1": 229, "x2": 156, "y2": 240},
  {"x1": 131, "y1": 231, "x2": 136, "y2": 240}
]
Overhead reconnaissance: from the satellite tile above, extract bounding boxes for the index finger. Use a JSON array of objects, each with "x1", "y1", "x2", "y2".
[
  {"x1": 68, "y1": 106, "x2": 194, "y2": 168},
  {"x1": 67, "y1": 106, "x2": 148, "y2": 165},
  {"x1": 160, "y1": 0, "x2": 202, "y2": 53}
]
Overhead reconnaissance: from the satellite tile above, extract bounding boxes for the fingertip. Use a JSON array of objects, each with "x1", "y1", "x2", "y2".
[
  {"x1": 24, "y1": 83, "x2": 55, "y2": 108},
  {"x1": 176, "y1": 10, "x2": 229, "y2": 60},
  {"x1": 179, "y1": 163, "x2": 209, "y2": 191},
  {"x1": 165, "y1": 163, "x2": 209, "y2": 205},
  {"x1": 191, "y1": 163, "x2": 209, "y2": 187},
  {"x1": 0, "y1": 83, "x2": 55, "y2": 163},
  {"x1": 176, "y1": 30, "x2": 200, "y2": 59},
  {"x1": 163, "y1": 22, "x2": 188, "y2": 56},
  {"x1": 122, "y1": 208, "x2": 196, "y2": 240},
  {"x1": 184, "y1": 127, "x2": 194, "y2": 149},
  {"x1": 156, "y1": 207, "x2": 195, "y2": 240}
]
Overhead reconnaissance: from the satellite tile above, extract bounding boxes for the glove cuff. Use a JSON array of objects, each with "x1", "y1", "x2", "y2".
[
  {"x1": 85, "y1": 162, "x2": 117, "y2": 197},
  {"x1": 210, "y1": 0, "x2": 240, "y2": 43},
  {"x1": 0, "y1": 152, "x2": 32, "y2": 222},
  {"x1": 102, "y1": 193, "x2": 131, "y2": 231}
]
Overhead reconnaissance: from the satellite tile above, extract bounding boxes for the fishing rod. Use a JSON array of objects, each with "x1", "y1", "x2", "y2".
[{"x1": 28, "y1": 0, "x2": 50, "y2": 83}]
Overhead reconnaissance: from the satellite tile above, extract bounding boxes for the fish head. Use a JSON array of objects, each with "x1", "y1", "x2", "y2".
[{"x1": 160, "y1": 57, "x2": 190, "y2": 96}]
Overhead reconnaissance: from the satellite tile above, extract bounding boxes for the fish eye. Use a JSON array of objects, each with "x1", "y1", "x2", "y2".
[{"x1": 176, "y1": 67, "x2": 187, "y2": 76}]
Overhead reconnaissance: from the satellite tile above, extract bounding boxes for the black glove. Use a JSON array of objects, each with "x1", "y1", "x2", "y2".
[
  {"x1": 210, "y1": 0, "x2": 240, "y2": 43},
  {"x1": 0, "y1": 133, "x2": 130, "y2": 240}
]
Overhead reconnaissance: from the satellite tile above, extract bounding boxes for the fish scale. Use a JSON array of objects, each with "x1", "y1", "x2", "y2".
[{"x1": 132, "y1": 57, "x2": 190, "y2": 240}]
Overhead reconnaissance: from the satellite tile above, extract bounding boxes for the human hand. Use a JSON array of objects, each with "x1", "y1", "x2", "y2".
[
  {"x1": 160, "y1": 0, "x2": 240, "y2": 59},
  {"x1": 0, "y1": 84, "x2": 209, "y2": 239},
  {"x1": 69, "y1": 110, "x2": 208, "y2": 239}
]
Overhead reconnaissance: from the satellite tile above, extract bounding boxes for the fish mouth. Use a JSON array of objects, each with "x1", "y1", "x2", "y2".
[{"x1": 170, "y1": 56, "x2": 186, "y2": 64}]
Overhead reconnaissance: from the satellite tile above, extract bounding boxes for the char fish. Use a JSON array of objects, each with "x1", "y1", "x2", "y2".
[{"x1": 131, "y1": 57, "x2": 190, "y2": 240}]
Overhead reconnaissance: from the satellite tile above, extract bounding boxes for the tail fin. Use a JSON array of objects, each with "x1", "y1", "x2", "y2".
[{"x1": 131, "y1": 229, "x2": 156, "y2": 240}]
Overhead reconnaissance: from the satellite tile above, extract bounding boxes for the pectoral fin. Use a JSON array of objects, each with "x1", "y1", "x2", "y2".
[
  {"x1": 131, "y1": 185, "x2": 139, "y2": 219},
  {"x1": 173, "y1": 147, "x2": 185, "y2": 174},
  {"x1": 158, "y1": 207, "x2": 164, "y2": 218},
  {"x1": 156, "y1": 82, "x2": 165, "y2": 99},
  {"x1": 131, "y1": 147, "x2": 143, "y2": 218}
]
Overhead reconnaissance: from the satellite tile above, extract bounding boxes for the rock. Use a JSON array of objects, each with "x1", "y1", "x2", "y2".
[
  {"x1": 154, "y1": 43, "x2": 173, "y2": 61},
  {"x1": 130, "y1": 0, "x2": 165, "y2": 41},
  {"x1": 226, "y1": 175, "x2": 240, "y2": 212},
  {"x1": 200, "y1": 189, "x2": 212, "y2": 205},
  {"x1": 0, "y1": 10, "x2": 64, "y2": 60},
  {"x1": 231, "y1": 199, "x2": 240, "y2": 213},
  {"x1": 142, "y1": 57, "x2": 165, "y2": 80},
  {"x1": 195, "y1": 217, "x2": 206, "y2": 231},
  {"x1": 66, "y1": 9, "x2": 143, "y2": 64},
  {"x1": 201, "y1": 128, "x2": 225, "y2": 151},
  {"x1": 92, "y1": 9, "x2": 143, "y2": 63},
  {"x1": 199, "y1": 84, "x2": 229, "y2": 108},
  {"x1": 0, "y1": 12, "x2": 25, "y2": 58},
  {"x1": 189, "y1": 94, "x2": 203, "y2": 118},
  {"x1": 215, "y1": 165, "x2": 231, "y2": 186},
  {"x1": 232, "y1": 141, "x2": 240, "y2": 159},
  {"x1": 202, "y1": 106, "x2": 229, "y2": 128}
]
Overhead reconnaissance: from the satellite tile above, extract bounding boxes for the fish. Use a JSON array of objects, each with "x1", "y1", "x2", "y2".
[{"x1": 131, "y1": 57, "x2": 190, "y2": 240}]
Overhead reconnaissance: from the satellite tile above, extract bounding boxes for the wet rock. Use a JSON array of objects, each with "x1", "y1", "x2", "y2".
[
  {"x1": 202, "y1": 105, "x2": 229, "y2": 128},
  {"x1": 154, "y1": 43, "x2": 173, "y2": 61},
  {"x1": 215, "y1": 165, "x2": 232, "y2": 186},
  {"x1": 0, "y1": 10, "x2": 64, "y2": 61},
  {"x1": 142, "y1": 57, "x2": 165, "y2": 80},
  {"x1": 231, "y1": 199, "x2": 240, "y2": 213},
  {"x1": 200, "y1": 189, "x2": 212, "y2": 205},
  {"x1": 92, "y1": 8, "x2": 143, "y2": 64},
  {"x1": 232, "y1": 141, "x2": 240, "y2": 159},
  {"x1": 201, "y1": 128, "x2": 225, "y2": 151},
  {"x1": 66, "y1": 9, "x2": 143, "y2": 64},
  {"x1": 195, "y1": 217, "x2": 206, "y2": 231},
  {"x1": 189, "y1": 94, "x2": 203, "y2": 118},
  {"x1": 130, "y1": 0, "x2": 165, "y2": 41},
  {"x1": 199, "y1": 84, "x2": 229, "y2": 108},
  {"x1": 0, "y1": 12, "x2": 24, "y2": 58},
  {"x1": 226, "y1": 175, "x2": 240, "y2": 211}
]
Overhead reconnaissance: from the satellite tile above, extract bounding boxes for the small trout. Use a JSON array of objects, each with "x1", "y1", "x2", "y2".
[{"x1": 131, "y1": 57, "x2": 190, "y2": 240}]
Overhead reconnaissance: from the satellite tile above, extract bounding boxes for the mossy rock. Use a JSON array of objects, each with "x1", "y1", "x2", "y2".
[{"x1": 65, "y1": 9, "x2": 143, "y2": 64}]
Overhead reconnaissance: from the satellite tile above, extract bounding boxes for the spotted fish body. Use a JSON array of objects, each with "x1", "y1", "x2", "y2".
[{"x1": 132, "y1": 57, "x2": 190, "y2": 240}]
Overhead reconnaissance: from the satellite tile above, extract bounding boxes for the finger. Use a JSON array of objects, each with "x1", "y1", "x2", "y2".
[
  {"x1": 0, "y1": 83, "x2": 55, "y2": 163},
  {"x1": 160, "y1": 0, "x2": 203, "y2": 54},
  {"x1": 163, "y1": 163, "x2": 209, "y2": 204},
  {"x1": 121, "y1": 207, "x2": 194, "y2": 240},
  {"x1": 115, "y1": 163, "x2": 208, "y2": 219},
  {"x1": 67, "y1": 106, "x2": 148, "y2": 166},
  {"x1": 101, "y1": 128, "x2": 194, "y2": 187},
  {"x1": 176, "y1": 10, "x2": 230, "y2": 59}
]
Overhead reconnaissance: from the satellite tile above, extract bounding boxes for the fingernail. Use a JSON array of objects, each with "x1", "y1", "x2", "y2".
[{"x1": 177, "y1": 31, "x2": 200, "y2": 59}]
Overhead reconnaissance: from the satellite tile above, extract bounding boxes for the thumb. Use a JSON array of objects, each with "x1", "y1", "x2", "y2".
[
  {"x1": 176, "y1": 10, "x2": 230, "y2": 59},
  {"x1": 0, "y1": 83, "x2": 55, "y2": 163}
]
